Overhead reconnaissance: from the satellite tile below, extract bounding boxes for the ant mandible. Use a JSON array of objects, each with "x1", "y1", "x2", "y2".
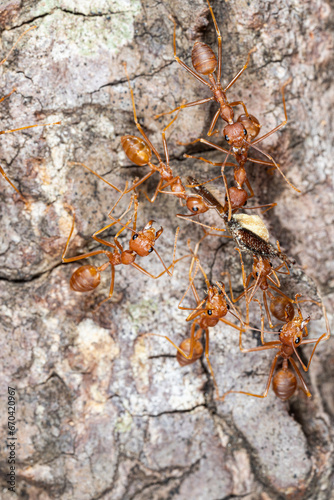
[
  {"x1": 0, "y1": 26, "x2": 60, "y2": 203},
  {"x1": 154, "y1": 0, "x2": 256, "y2": 135}
]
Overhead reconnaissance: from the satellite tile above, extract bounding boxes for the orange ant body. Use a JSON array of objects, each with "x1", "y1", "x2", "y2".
[
  {"x1": 62, "y1": 185, "x2": 180, "y2": 307},
  {"x1": 145, "y1": 237, "x2": 244, "y2": 395},
  {"x1": 220, "y1": 298, "x2": 330, "y2": 401},
  {"x1": 155, "y1": 0, "x2": 256, "y2": 134},
  {"x1": 0, "y1": 26, "x2": 60, "y2": 202},
  {"x1": 181, "y1": 79, "x2": 299, "y2": 221}
]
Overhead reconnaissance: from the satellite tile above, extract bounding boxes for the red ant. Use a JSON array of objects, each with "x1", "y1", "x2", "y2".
[
  {"x1": 62, "y1": 183, "x2": 182, "y2": 307},
  {"x1": 219, "y1": 297, "x2": 330, "y2": 401},
  {"x1": 180, "y1": 80, "x2": 300, "y2": 220},
  {"x1": 144, "y1": 235, "x2": 244, "y2": 395},
  {"x1": 154, "y1": 0, "x2": 256, "y2": 134},
  {"x1": 0, "y1": 26, "x2": 60, "y2": 203},
  {"x1": 73, "y1": 63, "x2": 212, "y2": 216}
]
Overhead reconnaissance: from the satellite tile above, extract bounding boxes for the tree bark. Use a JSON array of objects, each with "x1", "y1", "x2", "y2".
[{"x1": 0, "y1": 0, "x2": 333, "y2": 499}]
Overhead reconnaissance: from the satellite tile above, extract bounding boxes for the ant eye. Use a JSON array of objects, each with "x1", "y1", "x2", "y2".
[
  {"x1": 243, "y1": 128, "x2": 247, "y2": 136},
  {"x1": 279, "y1": 327, "x2": 283, "y2": 332},
  {"x1": 224, "y1": 135, "x2": 229, "y2": 142},
  {"x1": 207, "y1": 310, "x2": 213, "y2": 316},
  {"x1": 256, "y1": 272, "x2": 259, "y2": 276},
  {"x1": 148, "y1": 247, "x2": 153, "y2": 253},
  {"x1": 226, "y1": 304, "x2": 230, "y2": 310},
  {"x1": 270, "y1": 262, "x2": 273, "y2": 267},
  {"x1": 133, "y1": 234, "x2": 138, "y2": 240},
  {"x1": 244, "y1": 200, "x2": 247, "y2": 206},
  {"x1": 192, "y1": 206, "x2": 199, "y2": 212},
  {"x1": 295, "y1": 337, "x2": 301, "y2": 344}
]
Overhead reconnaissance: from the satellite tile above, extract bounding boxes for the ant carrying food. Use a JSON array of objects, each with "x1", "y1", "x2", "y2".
[
  {"x1": 178, "y1": 176, "x2": 294, "y2": 266},
  {"x1": 0, "y1": 26, "x2": 60, "y2": 203},
  {"x1": 154, "y1": 0, "x2": 256, "y2": 134},
  {"x1": 62, "y1": 183, "x2": 182, "y2": 307},
  {"x1": 219, "y1": 297, "x2": 330, "y2": 400}
]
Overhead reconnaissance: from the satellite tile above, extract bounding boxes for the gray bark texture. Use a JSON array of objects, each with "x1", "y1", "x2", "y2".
[{"x1": 0, "y1": 0, "x2": 333, "y2": 499}]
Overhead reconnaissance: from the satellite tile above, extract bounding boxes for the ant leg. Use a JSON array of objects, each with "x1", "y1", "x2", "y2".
[
  {"x1": 184, "y1": 154, "x2": 236, "y2": 169},
  {"x1": 229, "y1": 100, "x2": 251, "y2": 118},
  {"x1": 204, "y1": 327, "x2": 220, "y2": 398},
  {"x1": 124, "y1": 170, "x2": 158, "y2": 195},
  {"x1": 220, "y1": 271, "x2": 252, "y2": 304},
  {"x1": 263, "y1": 291, "x2": 275, "y2": 329},
  {"x1": 248, "y1": 141, "x2": 300, "y2": 193},
  {"x1": 68, "y1": 162, "x2": 122, "y2": 193},
  {"x1": 0, "y1": 120, "x2": 61, "y2": 136},
  {"x1": 289, "y1": 358, "x2": 311, "y2": 397},
  {"x1": 224, "y1": 47, "x2": 257, "y2": 92},
  {"x1": 207, "y1": 109, "x2": 221, "y2": 136},
  {"x1": 62, "y1": 205, "x2": 115, "y2": 262},
  {"x1": 205, "y1": 0, "x2": 222, "y2": 81},
  {"x1": 0, "y1": 88, "x2": 16, "y2": 105},
  {"x1": 0, "y1": 164, "x2": 27, "y2": 202},
  {"x1": 154, "y1": 97, "x2": 214, "y2": 120},
  {"x1": 95, "y1": 265, "x2": 116, "y2": 309},
  {"x1": 144, "y1": 320, "x2": 201, "y2": 361},
  {"x1": 0, "y1": 26, "x2": 36, "y2": 66},
  {"x1": 294, "y1": 331, "x2": 330, "y2": 372},
  {"x1": 218, "y1": 352, "x2": 280, "y2": 401},
  {"x1": 176, "y1": 214, "x2": 229, "y2": 235},
  {"x1": 252, "y1": 78, "x2": 292, "y2": 145}
]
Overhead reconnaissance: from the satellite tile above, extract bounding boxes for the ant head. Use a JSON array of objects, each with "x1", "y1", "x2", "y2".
[
  {"x1": 224, "y1": 187, "x2": 248, "y2": 211},
  {"x1": 129, "y1": 220, "x2": 162, "y2": 257},
  {"x1": 223, "y1": 122, "x2": 247, "y2": 148},
  {"x1": 121, "y1": 135, "x2": 152, "y2": 167},
  {"x1": 237, "y1": 114, "x2": 261, "y2": 141},
  {"x1": 191, "y1": 41, "x2": 217, "y2": 75},
  {"x1": 186, "y1": 196, "x2": 209, "y2": 214},
  {"x1": 205, "y1": 284, "x2": 228, "y2": 319},
  {"x1": 279, "y1": 315, "x2": 311, "y2": 347}
]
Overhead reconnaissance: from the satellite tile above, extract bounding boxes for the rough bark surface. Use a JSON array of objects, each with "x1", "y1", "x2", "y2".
[{"x1": 0, "y1": 0, "x2": 333, "y2": 499}]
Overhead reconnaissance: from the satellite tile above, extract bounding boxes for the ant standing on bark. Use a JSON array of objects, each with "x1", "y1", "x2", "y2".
[
  {"x1": 155, "y1": 0, "x2": 256, "y2": 135},
  {"x1": 62, "y1": 183, "x2": 181, "y2": 308},
  {"x1": 219, "y1": 297, "x2": 330, "y2": 401}
]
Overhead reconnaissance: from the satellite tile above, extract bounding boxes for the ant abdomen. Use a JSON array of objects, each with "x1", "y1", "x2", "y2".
[
  {"x1": 69, "y1": 265, "x2": 101, "y2": 292},
  {"x1": 272, "y1": 366, "x2": 297, "y2": 400},
  {"x1": 121, "y1": 135, "x2": 152, "y2": 166},
  {"x1": 191, "y1": 41, "x2": 217, "y2": 75},
  {"x1": 270, "y1": 297, "x2": 294, "y2": 322},
  {"x1": 176, "y1": 338, "x2": 203, "y2": 366}
]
